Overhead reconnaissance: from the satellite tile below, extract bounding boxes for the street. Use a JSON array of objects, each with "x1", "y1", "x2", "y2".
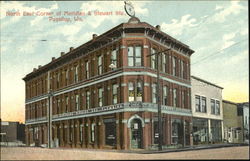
[{"x1": 1, "y1": 146, "x2": 249, "y2": 160}]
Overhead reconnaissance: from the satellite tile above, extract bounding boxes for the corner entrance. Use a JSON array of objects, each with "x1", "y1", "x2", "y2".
[{"x1": 130, "y1": 119, "x2": 143, "y2": 149}]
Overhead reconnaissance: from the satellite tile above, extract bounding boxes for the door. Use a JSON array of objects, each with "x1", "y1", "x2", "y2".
[{"x1": 130, "y1": 119, "x2": 143, "y2": 149}]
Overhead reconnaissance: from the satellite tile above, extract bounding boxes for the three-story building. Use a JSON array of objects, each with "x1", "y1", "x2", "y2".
[{"x1": 23, "y1": 17, "x2": 195, "y2": 150}]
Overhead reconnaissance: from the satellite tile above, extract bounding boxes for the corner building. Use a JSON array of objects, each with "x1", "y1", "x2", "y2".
[{"x1": 23, "y1": 17, "x2": 195, "y2": 150}]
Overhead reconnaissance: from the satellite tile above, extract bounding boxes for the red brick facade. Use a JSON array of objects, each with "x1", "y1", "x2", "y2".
[{"x1": 23, "y1": 17, "x2": 194, "y2": 149}]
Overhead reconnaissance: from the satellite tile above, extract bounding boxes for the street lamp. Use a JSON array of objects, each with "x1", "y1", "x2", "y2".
[{"x1": 147, "y1": 48, "x2": 171, "y2": 151}]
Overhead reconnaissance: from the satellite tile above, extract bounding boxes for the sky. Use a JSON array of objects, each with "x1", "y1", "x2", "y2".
[{"x1": 0, "y1": 0, "x2": 249, "y2": 123}]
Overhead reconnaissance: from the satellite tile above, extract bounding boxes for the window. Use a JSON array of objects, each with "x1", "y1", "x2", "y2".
[
  {"x1": 215, "y1": 100, "x2": 220, "y2": 115},
  {"x1": 181, "y1": 60, "x2": 184, "y2": 78},
  {"x1": 86, "y1": 91, "x2": 90, "y2": 109},
  {"x1": 162, "y1": 53, "x2": 166, "y2": 72},
  {"x1": 65, "y1": 96, "x2": 69, "y2": 112},
  {"x1": 80, "y1": 125, "x2": 83, "y2": 142},
  {"x1": 163, "y1": 86, "x2": 168, "y2": 105},
  {"x1": 128, "y1": 82, "x2": 143, "y2": 102},
  {"x1": 151, "y1": 48, "x2": 157, "y2": 69},
  {"x1": 128, "y1": 46, "x2": 142, "y2": 66},
  {"x1": 112, "y1": 84, "x2": 118, "y2": 104},
  {"x1": 65, "y1": 69, "x2": 69, "y2": 85},
  {"x1": 98, "y1": 88, "x2": 103, "y2": 107},
  {"x1": 91, "y1": 123, "x2": 95, "y2": 143},
  {"x1": 135, "y1": 46, "x2": 142, "y2": 66},
  {"x1": 152, "y1": 83, "x2": 157, "y2": 103},
  {"x1": 128, "y1": 82, "x2": 135, "y2": 102},
  {"x1": 211, "y1": 99, "x2": 215, "y2": 114},
  {"x1": 195, "y1": 95, "x2": 201, "y2": 112},
  {"x1": 172, "y1": 57, "x2": 177, "y2": 76},
  {"x1": 57, "y1": 73, "x2": 60, "y2": 88},
  {"x1": 201, "y1": 97, "x2": 207, "y2": 112},
  {"x1": 75, "y1": 94, "x2": 79, "y2": 111},
  {"x1": 182, "y1": 91, "x2": 185, "y2": 108},
  {"x1": 85, "y1": 61, "x2": 89, "y2": 79},
  {"x1": 173, "y1": 88, "x2": 177, "y2": 107},
  {"x1": 98, "y1": 55, "x2": 103, "y2": 75},
  {"x1": 136, "y1": 82, "x2": 143, "y2": 102},
  {"x1": 56, "y1": 98, "x2": 60, "y2": 114},
  {"x1": 74, "y1": 65, "x2": 79, "y2": 83},
  {"x1": 111, "y1": 47, "x2": 118, "y2": 67}
]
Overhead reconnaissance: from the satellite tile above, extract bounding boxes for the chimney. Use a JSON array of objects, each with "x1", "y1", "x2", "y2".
[
  {"x1": 92, "y1": 34, "x2": 98, "y2": 40},
  {"x1": 61, "y1": 52, "x2": 65, "y2": 56},
  {"x1": 38, "y1": 65, "x2": 42, "y2": 69},
  {"x1": 156, "y1": 25, "x2": 161, "y2": 31},
  {"x1": 33, "y1": 68, "x2": 37, "y2": 72},
  {"x1": 69, "y1": 47, "x2": 74, "y2": 51},
  {"x1": 52, "y1": 57, "x2": 55, "y2": 61}
]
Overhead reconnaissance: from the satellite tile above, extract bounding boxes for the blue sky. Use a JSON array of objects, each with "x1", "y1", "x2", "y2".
[{"x1": 0, "y1": 0, "x2": 248, "y2": 122}]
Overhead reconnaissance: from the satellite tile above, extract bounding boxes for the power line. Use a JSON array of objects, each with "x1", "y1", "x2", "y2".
[{"x1": 191, "y1": 38, "x2": 248, "y2": 65}]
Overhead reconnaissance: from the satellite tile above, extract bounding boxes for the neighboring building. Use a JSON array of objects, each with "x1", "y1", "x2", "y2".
[
  {"x1": 0, "y1": 121, "x2": 25, "y2": 143},
  {"x1": 23, "y1": 17, "x2": 195, "y2": 149},
  {"x1": 237, "y1": 102, "x2": 249, "y2": 143},
  {"x1": 222, "y1": 100, "x2": 243, "y2": 143},
  {"x1": 191, "y1": 76, "x2": 223, "y2": 145}
]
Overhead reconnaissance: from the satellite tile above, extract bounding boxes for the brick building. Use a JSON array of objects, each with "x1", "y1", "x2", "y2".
[{"x1": 23, "y1": 17, "x2": 194, "y2": 150}]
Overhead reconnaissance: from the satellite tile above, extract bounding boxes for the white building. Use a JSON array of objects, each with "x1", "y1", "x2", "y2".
[{"x1": 191, "y1": 76, "x2": 224, "y2": 145}]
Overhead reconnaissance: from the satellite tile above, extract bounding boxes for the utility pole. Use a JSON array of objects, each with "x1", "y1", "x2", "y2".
[
  {"x1": 48, "y1": 89, "x2": 53, "y2": 148},
  {"x1": 148, "y1": 48, "x2": 171, "y2": 151}
]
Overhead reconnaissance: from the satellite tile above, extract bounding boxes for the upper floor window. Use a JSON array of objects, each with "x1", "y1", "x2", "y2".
[
  {"x1": 75, "y1": 94, "x2": 79, "y2": 111},
  {"x1": 195, "y1": 95, "x2": 201, "y2": 112},
  {"x1": 163, "y1": 86, "x2": 168, "y2": 105},
  {"x1": 112, "y1": 84, "x2": 118, "y2": 104},
  {"x1": 173, "y1": 88, "x2": 177, "y2": 107},
  {"x1": 128, "y1": 82, "x2": 135, "y2": 102},
  {"x1": 151, "y1": 48, "x2": 157, "y2": 69},
  {"x1": 201, "y1": 97, "x2": 207, "y2": 112},
  {"x1": 182, "y1": 91, "x2": 185, "y2": 108},
  {"x1": 215, "y1": 100, "x2": 220, "y2": 115},
  {"x1": 128, "y1": 81, "x2": 143, "y2": 102},
  {"x1": 162, "y1": 53, "x2": 167, "y2": 73},
  {"x1": 172, "y1": 57, "x2": 177, "y2": 76},
  {"x1": 152, "y1": 83, "x2": 157, "y2": 103},
  {"x1": 98, "y1": 55, "x2": 103, "y2": 75},
  {"x1": 85, "y1": 61, "x2": 90, "y2": 79},
  {"x1": 65, "y1": 96, "x2": 69, "y2": 112},
  {"x1": 65, "y1": 69, "x2": 69, "y2": 85},
  {"x1": 181, "y1": 60, "x2": 184, "y2": 78},
  {"x1": 111, "y1": 47, "x2": 118, "y2": 68},
  {"x1": 74, "y1": 65, "x2": 79, "y2": 83},
  {"x1": 211, "y1": 99, "x2": 215, "y2": 114},
  {"x1": 56, "y1": 73, "x2": 60, "y2": 88},
  {"x1": 98, "y1": 88, "x2": 103, "y2": 107},
  {"x1": 86, "y1": 91, "x2": 90, "y2": 109},
  {"x1": 128, "y1": 46, "x2": 142, "y2": 67}
]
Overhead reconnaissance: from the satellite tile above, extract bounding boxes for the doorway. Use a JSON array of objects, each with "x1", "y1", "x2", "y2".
[{"x1": 130, "y1": 119, "x2": 143, "y2": 149}]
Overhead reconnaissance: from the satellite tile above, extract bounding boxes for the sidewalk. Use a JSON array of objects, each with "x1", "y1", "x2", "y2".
[{"x1": 121, "y1": 143, "x2": 249, "y2": 154}]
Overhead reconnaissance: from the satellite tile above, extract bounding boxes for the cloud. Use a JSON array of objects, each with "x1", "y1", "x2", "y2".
[
  {"x1": 212, "y1": 1, "x2": 246, "y2": 23},
  {"x1": 221, "y1": 32, "x2": 236, "y2": 50},
  {"x1": 161, "y1": 14, "x2": 198, "y2": 36}
]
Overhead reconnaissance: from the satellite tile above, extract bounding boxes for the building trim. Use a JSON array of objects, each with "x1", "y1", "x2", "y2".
[
  {"x1": 25, "y1": 102, "x2": 192, "y2": 125},
  {"x1": 26, "y1": 71, "x2": 191, "y2": 104}
]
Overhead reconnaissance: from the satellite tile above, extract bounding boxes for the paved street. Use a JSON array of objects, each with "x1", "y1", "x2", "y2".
[{"x1": 1, "y1": 146, "x2": 249, "y2": 160}]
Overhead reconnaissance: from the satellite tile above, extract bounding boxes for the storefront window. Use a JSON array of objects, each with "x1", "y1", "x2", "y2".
[{"x1": 104, "y1": 118, "x2": 116, "y2": 146}]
